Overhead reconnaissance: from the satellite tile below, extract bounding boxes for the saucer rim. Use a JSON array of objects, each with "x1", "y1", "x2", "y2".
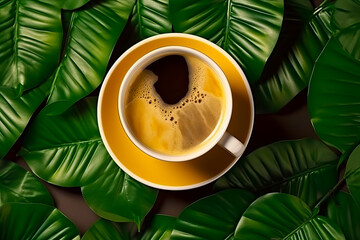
[{"x1": 97, "y1": 33, "x2": 254, "y2": 190}]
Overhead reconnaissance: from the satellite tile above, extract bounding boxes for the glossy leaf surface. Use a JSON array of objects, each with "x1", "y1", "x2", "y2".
[
  {"x1": 140, "y1": 215, "x2": 175, "y2": 240},
  {"x1": 0, "y1": 159, "x2": 53, "y2": 206},
  {"x1": 253, "y1": 1, "x2": 334, "y2": 113},
  {"x1": 308, "y1": 30, "x2": 360, "y2": 154},
  {"x1": 44, "y1": 0, "x2": 135, "y2": 115},
  {"x1": 0, "y1": 0, "x2": 89, "y2": 97},
  {"x1": 81, "y1": 158, "x2": 158, "y2": 227},
  {"x1": 215, "y1": 138, "x2": 338, "y2": 207},
  {"x1": 0, "y1": 0, "x2": 62, "y2": 96},
  {"x1": 169, "y1": 0, "x2": 284, "y2": 84},
  {"x1": 20, "y1": 97, "x2": 109, "y2": 187},
  {"x1": 0, "y1": 78, "x2": 52, "y2": 158},
  {"x1": 0, "y1": 202, "x2": 80, "y2": 240},
  {"x1": 170, "y1": 189, "x2": 255, "y2": 240},
  {"x1": 83, "y1": 215, "x2": 175, "y2": 240},
  {"x1": 234, "y1": 193, "x2": 345, "y2": 239},
  {"x1": 345, "y1": 143, "x2": 360, "y2": 207},
  {"x1": 82, "y1": 218, "x2": 137, "y2": 240},
  {"x1": 331, "y1": 0, "x2": 360, "y2": 30},
  {"x1": 130, "y1": 0, "x2": 172, "y2": 40},
  {"x1": 327, "y1": 191, "x2": 360, "y2": 240}
]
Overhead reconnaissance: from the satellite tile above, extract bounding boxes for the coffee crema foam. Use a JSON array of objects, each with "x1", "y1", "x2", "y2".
[{"x1": 124, "y1": 54, "x2": 226, "y2": 156}]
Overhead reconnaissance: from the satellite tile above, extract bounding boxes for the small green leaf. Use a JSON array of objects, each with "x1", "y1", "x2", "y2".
[
  {"x1": 0, "y1": 202, "x2": 80, "y2": 240},
  {"x1": 83, "y1": 215, "x2": 175, "y2": 240},
  {"x1": 253, "y1": 1, "x2": 334, "y2": 113},
  {"x1": 0, "y1": 159, "x2": 53, "y2": 206},
  {"x1": 140, "y1": 215, "x2": 175, "y2": 240},
  {"x1": 81, "y1": 158, "x2": 158, "y2": 227},
  {"x1": 44, "y1": 0, "x2": 136, "y2": 115},
  {"x1": 82, "y1": 218, "x2": 137, "y2": 240},
  {"x1": 327, "y1": 191, "x2": 360, "y2": 240},
  {"x1": 61, "y1": 0, "x2": 91, "y2": 10},
  {"x1": 169, "y1": 0, "x2": 284, "y2": 84},
  {"x1": 170, "y1": 189, "x2": 255, "y2": 240},
  {"x1": 345, "y1": 143, "x2": 360, "y2": 206},
  {"x1": 308, "y1": 30, "x2": 360, "y2": 154},
  {"x1": 234, "y1": 193, "x2": 345, "y2": 239},
  {"x1": 131, "y1": 0, "x2": 172, "y2": 40},
  {"x1": 0, "y1": 77, "x2": 52, "y2": 158},
  {"x1": 331, "y1": 0, "x2": 360, "y2": 30},
  {"x1": 20, "y1": 97, "x2": 109, "y2": 187},
  {"x1": 215, "y1": 138, "x2": 338, "y2": 207}
]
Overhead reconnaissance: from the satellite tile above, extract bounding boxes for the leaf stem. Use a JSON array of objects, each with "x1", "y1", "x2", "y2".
[{"x1": 314, "y1": 176, "x2": 345, "y2": 209}]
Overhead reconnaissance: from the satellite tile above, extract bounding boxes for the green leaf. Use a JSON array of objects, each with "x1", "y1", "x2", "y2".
[
  {"x1": 81, "y1": 158, "x2": 158, "y2": 227},
  {"x1": 0, "y1": 0, "x2": 62, "y2": 96},
  {"x1": 331, "y1": 0, "x2": 360, "y2": 30},
  {"x1": 0, "y1": 0, "x2": 89, "y2": 97},
  {"x1": 140, "y1": 215, "x2": 175, "y2": 240},
  {"x1": 0, "y1": 202, "x2": 80, "y2": 240},
  {"x1": 234, "y1": 193, "x2": 345, "y2": 239},
  {"x1": 44, "y1": 0, "x2": 136, "y2": 116},
  {"x1": 20, "y1": 97, "x2": 109, "y2": 187},
  {"x1": 0, "y1": 77, "x2": 52, "y2": 158},
  {"x1": 82, "y1": 218, "x2": 137, "y2": 240},
  {"x1": 170, "y1": 189, "x2": 255, "y2": 240},
  {"x1": 308, "y1": 30, "x2": 360, "y2": 154},
  {"x1": 215, "y1": 138, "x2": 338, "y2": 207},
  {"x1": 169, "y1": 0, "x2": 284, "y2": 84},
  {"x1": 327, "y1": 191, "x2": 360, "y2": 240},
  {"x1": 130, "y1": 0, "x2": 172, "y2": 40},
  {"x1": 331, "y1": 0, "x2": 360, "y2": 59},
  {"x1": 83, "y1": 215, "x2": 175, "y2": 240},
  {"x1": 0, "y1": 159, "x2": 53, "y2": 206},
  {"x1": 253, "y1": 1, "x2": 334, "y2": 113},
  {"x1": 61, "y1": 0, "x2": 91, "y2": 10},
  {"x1": 345, "y1": 143, "x2": 360, "y2": 206}
]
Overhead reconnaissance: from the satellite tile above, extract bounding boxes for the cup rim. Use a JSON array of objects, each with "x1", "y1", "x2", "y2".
[{"x1": 118, "y1": 45, "x2": 233, "y2": 162}]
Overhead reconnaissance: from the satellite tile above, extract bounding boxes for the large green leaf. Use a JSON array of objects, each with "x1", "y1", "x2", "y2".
[
  {"x1": 308, "y1": 30, "x2": 360, "y2": 154},
  {"x1": 20, "y1": 97, "x2": 109, "y2": 187},
  {"x1": 0, "y1": 0, "x2": 89, "y2": 97},
  {"x1": 170, "y1": 189, "x2": 255, "y2": 240},
  {"x1": 327, "y1": 191, "x2": 360, "y2": 240},
  {"x1": 43, "y1": 0, "x2": 136, "y2": 116},
  {"x1": 234, "y1": 193, "x2": 345, "y2": 239},
  {"x1": 169, "y1": 0, "x2": 284, "y2": 84},
  {"x1": 0, "y1": 77, "x2": 52, "y2": 158},
  {"x1": 215, "y1": 138, "x2": 338, "y2": 207},
  {"x1": 253, "y1": 1, "x2": 334, "y2": 113},
  {"x1": 130, "y1": 0, "x2": 172, "y2": 40},
  {"x1": 81, "y1": 158, "x2": 158, "y2": 227},
  {"x1": 345, "y1": 143, "x2": 360, "y2": 206},
  {"x1": 0, "y1": 159, "x2": 53, "y2": 206},
  {"x1": 82, "y1": 218, "x2": 137, "y2": 240},
  {"x1": 0, "y1": 202, "x2": 80, "y2": 239}
]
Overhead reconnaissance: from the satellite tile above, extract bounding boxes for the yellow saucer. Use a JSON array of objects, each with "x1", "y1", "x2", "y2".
[{"x1": 98, "y1": 33, "x2": 254, "y2": 190}]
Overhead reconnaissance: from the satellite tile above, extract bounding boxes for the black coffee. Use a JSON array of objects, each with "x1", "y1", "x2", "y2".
[{"x1": 147, "y1": 55, "x2": 189, "y2": 104}]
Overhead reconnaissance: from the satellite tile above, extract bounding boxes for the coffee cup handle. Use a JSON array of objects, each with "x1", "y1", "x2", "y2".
[{"x1": 218, "y1": 132, "x2": 245, "y2": 158}]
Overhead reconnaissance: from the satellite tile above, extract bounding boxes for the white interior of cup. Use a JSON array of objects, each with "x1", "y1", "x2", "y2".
[{"x1": 118, "y1": 46, "x2": 233, "y2": 162}]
